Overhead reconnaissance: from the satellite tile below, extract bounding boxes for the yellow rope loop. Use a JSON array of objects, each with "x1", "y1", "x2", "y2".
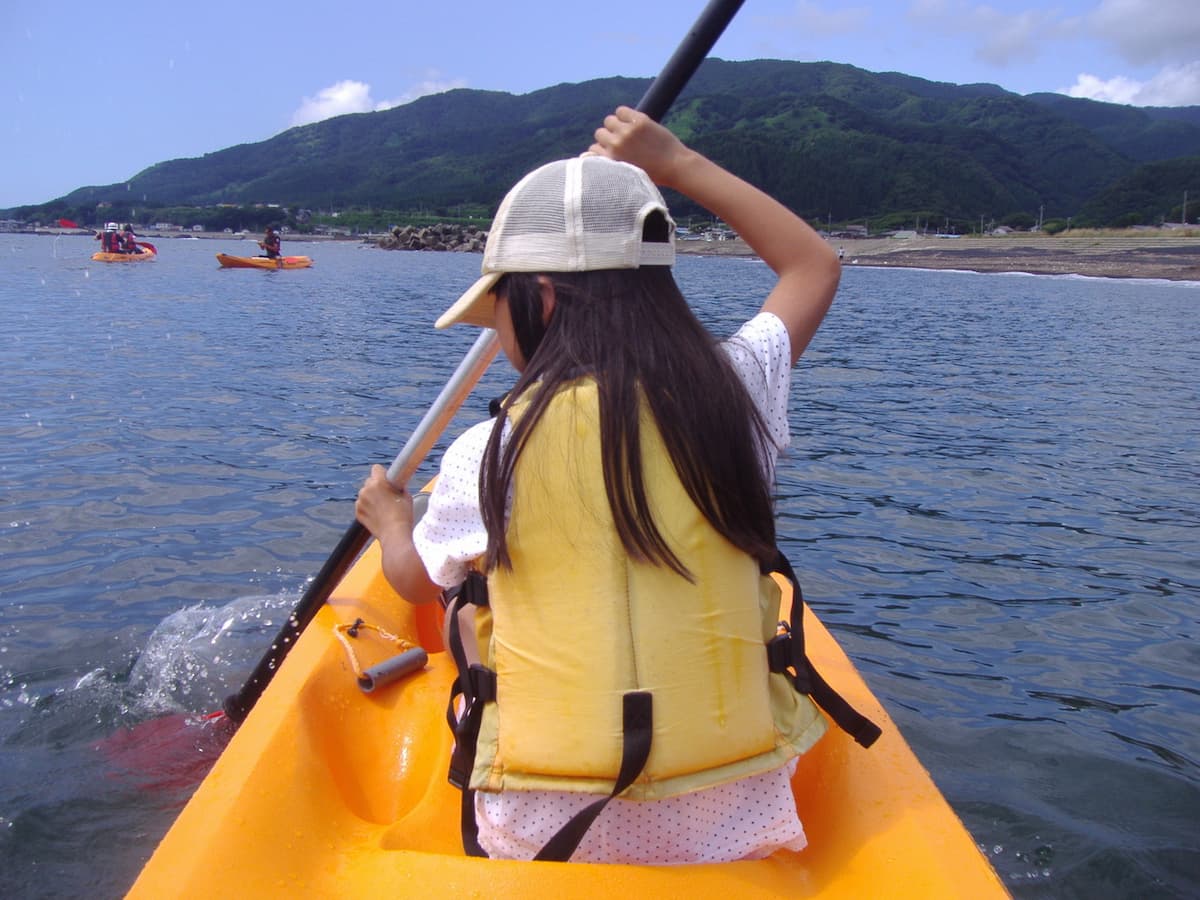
[{"x1": 333, "y1": 618, "x2": 419, "y2": 680}]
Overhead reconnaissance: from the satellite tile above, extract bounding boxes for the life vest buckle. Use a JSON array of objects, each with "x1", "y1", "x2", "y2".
[
  {"x1": 766, "y1": 631, "x2": 793, "y2": 674},
  {"x1": 465, "y1": 664, "x2": 497, "y2": 703}
]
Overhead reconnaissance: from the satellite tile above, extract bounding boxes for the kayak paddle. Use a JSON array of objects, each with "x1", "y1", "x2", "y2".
[{"x1": 221, "y1": 0, "x2": 747, "y2": 725}]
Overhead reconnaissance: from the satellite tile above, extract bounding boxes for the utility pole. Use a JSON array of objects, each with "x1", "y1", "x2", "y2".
[{"x1": 1184, "y1": 190, "x2": 1189, "y2": 225}]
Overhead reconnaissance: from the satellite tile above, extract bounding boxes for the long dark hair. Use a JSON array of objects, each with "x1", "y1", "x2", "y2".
[{"x1": 479, "y1": 261, "x2": 779, "y2": 580}]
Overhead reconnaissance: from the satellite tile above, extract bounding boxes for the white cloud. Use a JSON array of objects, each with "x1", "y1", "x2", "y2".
[
  {"x1": 1064, "y1": 62, "x2": 1200, "y2": 106},
  {"x1": 905, "y1": 1, "x2": 1065, "y2": 67},
  {"x1": 1063, "y1": 1, "x2": 1200, "y2": 107},
  {"x1": 770, "y1": 1, "x2": 871, "y2": 35},
  {"x1": 290, "y1": 74, "x2": 469, "y2": 127},
  {"x1": 1089, "y1": 0, "x2": 1200, "y2": 66},
  {"x1": 291, "y1": 80, "x2": 376, "y2": 126},
  {"x1": 1063, "y1": 73, "x2": 1142, "y2": 105},
  {"x1": 905, "y1": 0, "x2": 1200, "y2": 106},
  {"x1": 971, "y1": 10, "x2": 1046, "y2": 66},
  {"x1": 386, "y1": 73, "x2": 469, "y2": 107}
]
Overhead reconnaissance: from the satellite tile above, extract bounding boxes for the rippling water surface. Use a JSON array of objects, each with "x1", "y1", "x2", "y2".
[{"x1": 1, "y1": 234, "x2": 1197, "y2": 897}]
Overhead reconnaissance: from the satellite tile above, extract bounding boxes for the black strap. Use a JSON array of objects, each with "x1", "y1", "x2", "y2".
[
  {"x1": 443, "y1": 573, "x2": 495, "y2": 857},
  {"x1": 766, "y1": 549, "x2": 882, "y2": 749},
  {"x1": 533, "y1": 691, "x2": 654, "y2": 862}
]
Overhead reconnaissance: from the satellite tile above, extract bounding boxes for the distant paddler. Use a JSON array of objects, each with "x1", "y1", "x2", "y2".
[{"x1": 259, "y1": 226, "x2": 282, "y2": 260}]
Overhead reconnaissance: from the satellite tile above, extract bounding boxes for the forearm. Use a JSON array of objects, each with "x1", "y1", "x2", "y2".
[
  {"x1": 672, "y1": 151, "x2": 839, "y2": 362},
  {"x1": 377, "y1": 525, "x2": 442, "y2": 606},
  {"x1": 664, "y1": 149, "x2": 835, "y2": 282},
  {"x1": 356, "y1": 463, "x2": 442, "y2": 606}
]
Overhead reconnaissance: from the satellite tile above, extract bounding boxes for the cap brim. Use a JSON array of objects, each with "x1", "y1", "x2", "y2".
[{"x1": 435, "y1": 271, "x2": 502, "y2": 330}]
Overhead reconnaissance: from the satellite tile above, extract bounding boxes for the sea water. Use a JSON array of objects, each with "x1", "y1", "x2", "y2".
[{"x1": 1, "y1": 234, "x2": 1196, "y2": 897}]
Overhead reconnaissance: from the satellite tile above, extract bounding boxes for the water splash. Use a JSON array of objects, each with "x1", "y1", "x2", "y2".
[{"x1": 126, "y1": 592, "x2": 299, "y2": 716}]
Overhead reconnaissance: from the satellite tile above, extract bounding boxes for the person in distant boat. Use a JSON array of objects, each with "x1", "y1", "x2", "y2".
[
  {"x1": 96, "y1": 222, "x2": 120, "y2": 253},
  {"x1": 120, "y1": 224, "x2": 138, "y2": 254},
  {"x1": 259, "y1": 226, "x2": 281, "y2": 259},
  {"x1": 356, "y1": 107, "x2": 873, "y2": 865}
]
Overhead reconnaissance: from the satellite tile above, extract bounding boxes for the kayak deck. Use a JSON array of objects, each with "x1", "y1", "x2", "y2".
[
  {"x1": 216, "y1": 252, "x2": 312, "y2": 269},
  {"x1": 128, "y1": 542, "x2": 1007, "y2": 898}
]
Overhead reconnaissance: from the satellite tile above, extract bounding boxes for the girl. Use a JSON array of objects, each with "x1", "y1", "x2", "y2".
[{"x1": 356, "y1": 106, "x2": 843, "y2": 864}]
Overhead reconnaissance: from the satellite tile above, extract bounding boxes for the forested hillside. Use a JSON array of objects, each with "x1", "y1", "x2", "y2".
[{"x1": 12, "y1": 59, "x2": 1200, "y2": 230}]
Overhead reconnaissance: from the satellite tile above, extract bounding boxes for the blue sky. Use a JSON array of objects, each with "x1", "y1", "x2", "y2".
[{"x1": 4, "y1": 0, "x2": 1198, "y2": 209}]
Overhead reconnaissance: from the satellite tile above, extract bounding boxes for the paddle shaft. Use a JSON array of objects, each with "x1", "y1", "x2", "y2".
[{"x1": 222, "y1": 0, "x2": 746, "y2": 724}]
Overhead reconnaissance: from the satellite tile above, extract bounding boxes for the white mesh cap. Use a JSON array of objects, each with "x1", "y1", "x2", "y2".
[{"x1": 436, "y1": 156, "x2": 675, "y2": 329}]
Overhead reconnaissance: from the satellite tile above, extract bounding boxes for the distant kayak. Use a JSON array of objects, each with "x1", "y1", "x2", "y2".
[
  {"x1": 216, "y1": 253, "x2": 312, "y2": 270},
  {"x1": 91, "y1": 247, "x2": 156, "y2": 262}
]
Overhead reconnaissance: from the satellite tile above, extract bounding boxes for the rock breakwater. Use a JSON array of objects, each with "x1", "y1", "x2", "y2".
[{"x1": 372, "y1": 223, "x2": 486, "y2": 252}]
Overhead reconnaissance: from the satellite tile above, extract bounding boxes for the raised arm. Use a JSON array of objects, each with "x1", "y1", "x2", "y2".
[{"x1": 590, "y1": 106, "x2": 839, "y2": 365}]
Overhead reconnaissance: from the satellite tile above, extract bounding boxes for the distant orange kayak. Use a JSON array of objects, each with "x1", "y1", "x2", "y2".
[
  {"x1": 91, "y1": 247, "x2": 156, "y2": 262},
  {"x1": 216, "y1": 253, "x2": 312, "y2": 269},
  {"x1": 128, "y1": 538, "x2": 1008, "y2": 898}
]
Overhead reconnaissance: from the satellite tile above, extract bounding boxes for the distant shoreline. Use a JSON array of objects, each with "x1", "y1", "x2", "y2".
[
  {"x1": 28, "y1": 227, "x2": 1200, "y2": 282},
  {"x1": 678, "y1": 232, "x2": 1200, "y2": 282}
]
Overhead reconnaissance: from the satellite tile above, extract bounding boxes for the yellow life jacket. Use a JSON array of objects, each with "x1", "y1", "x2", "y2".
[{"x1": 460, "y1": 379, "x2": 828, "y2": 800}]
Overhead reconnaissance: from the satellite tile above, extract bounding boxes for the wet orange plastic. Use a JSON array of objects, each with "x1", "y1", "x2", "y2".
[
  {"x1": 128, "y1": 541, "x2": 1008, "y2": 898},
  {"x1": 91, "y1": 249, "x2": 155, "y2": 262},
  {"x1": 216, "y1": 253, "x2": 312, "y2": 269}
]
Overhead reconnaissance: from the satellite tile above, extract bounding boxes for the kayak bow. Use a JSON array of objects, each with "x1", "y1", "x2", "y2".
[{"x1": 128, "y1": 540, "x2": 1007, "y2": 898}]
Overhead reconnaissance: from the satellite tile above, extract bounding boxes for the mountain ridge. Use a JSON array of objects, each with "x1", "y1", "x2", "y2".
[{"x1": 11, "y1": 59, "x2": 1200, "y2": 229}]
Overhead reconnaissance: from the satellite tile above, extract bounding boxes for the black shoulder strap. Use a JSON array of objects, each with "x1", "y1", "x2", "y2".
[
  {"x1": 443, "y1": 572, "x2": 494, "y2": 857},
  {"x1": 765, "y1": 549, "x2": 882, "y2": 749}
]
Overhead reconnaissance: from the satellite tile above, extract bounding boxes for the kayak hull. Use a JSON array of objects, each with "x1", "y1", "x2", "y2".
[
  {"x1": 91, "y1": 248, "x2": 155, "y2": 262},
  {"x1": 216, "y1": 252, "x2": 312, "y2": 269},
  {"x1": 129, "y1": 542, "x2": 1007, "y2": 898}
]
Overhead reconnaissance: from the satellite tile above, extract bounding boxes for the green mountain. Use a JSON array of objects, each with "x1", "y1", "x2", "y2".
[
  {"x1": 1075, "y1": 155, "x2": 1200, "y2": 226},
  {"x1": 14, "y1": 59, "x2": 1200, "y2": 229}
]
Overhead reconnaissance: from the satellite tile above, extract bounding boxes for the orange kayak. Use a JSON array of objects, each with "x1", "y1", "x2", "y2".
[
  {"x1": 128, "y1": 539, "x2": 1008, "y2": 898},
  {"x1": 91, "y1": 247, "x2": 156, "y2": 262},
  {"x1": 216, "y1": 253, "x2": 312, "y2": 269}
]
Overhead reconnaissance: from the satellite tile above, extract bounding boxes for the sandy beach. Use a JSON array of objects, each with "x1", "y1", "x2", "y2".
[{"x1": 680, "y1": 231, "x2": 1200, "y2": 282}]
